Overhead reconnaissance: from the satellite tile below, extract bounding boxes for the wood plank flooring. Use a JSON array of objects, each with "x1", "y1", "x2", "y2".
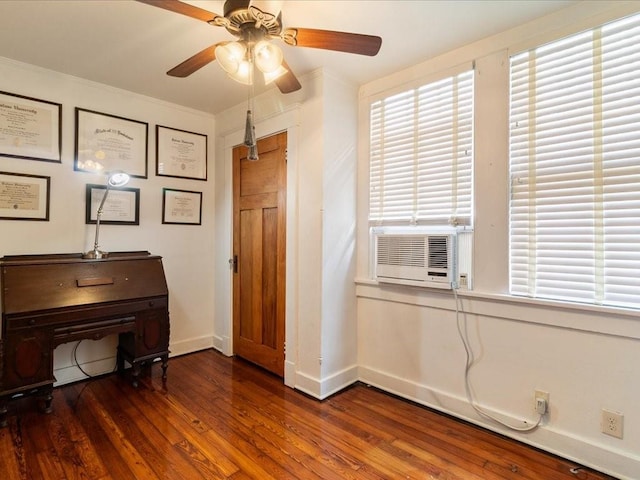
[{"x1": 0, "y1": 349, "x2": 615, "y2": 479}]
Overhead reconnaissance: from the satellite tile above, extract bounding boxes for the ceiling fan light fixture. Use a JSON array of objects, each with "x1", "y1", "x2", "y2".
[
  {"x1": 227, "y1": 60, "x2": 253, "y2": 84},
  {"x1": 263, "y1": 64, "x2": 288, "y2": 84},
  {"x1": 254, "y1": 40, "x2": 283, "y2": 74},
  {"x1": 215, "y1": 41, "x2": 246, "y2": 74},
  {"x1": 140, "y1": 0, "x2": 383, "y2": 96}
]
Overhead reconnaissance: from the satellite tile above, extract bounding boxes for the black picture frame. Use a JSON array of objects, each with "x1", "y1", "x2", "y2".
[
  {"x1": 85, "y1": 183, "x2": 140, "y2": 225},
  {"x1": 75, "y1": 108, "x2": 148, "y2": 178},
  {"x1": 0, "y1": 171, "x2": 50, "y2": 221},
  {"x1": 156, "y1": 125, "x2": 208, "y2": 181},
  {"x1": 162, "y1": 188, "x2": 202, "y2": 225},
  {"x1": 0, "y1": 90, "x2": 62, "y2": 163}
]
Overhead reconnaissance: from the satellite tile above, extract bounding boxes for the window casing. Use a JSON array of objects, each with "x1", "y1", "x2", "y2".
[{"x1": 509, "y1": 13, "x2": 640, "y2": 309}]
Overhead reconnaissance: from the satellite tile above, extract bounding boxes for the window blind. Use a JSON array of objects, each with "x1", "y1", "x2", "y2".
[
  {"x1": 369, "y1": 69, "x2": 473, "y2": 227},
  {"x1": 509, "y1": 13, "x2": 640, "y2": 309}
]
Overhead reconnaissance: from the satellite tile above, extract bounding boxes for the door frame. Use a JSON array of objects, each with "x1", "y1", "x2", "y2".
[{"x1": 220, "y1": 106, "x2": 300, "y2": 387}]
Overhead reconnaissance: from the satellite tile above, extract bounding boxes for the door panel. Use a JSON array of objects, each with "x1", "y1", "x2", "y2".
[
  {"x1": 233, "y1": 131, "x2": 286, "y2": 376},
  {"x1": 261, "y1": 207, "x2": 278, "y2": 349}
]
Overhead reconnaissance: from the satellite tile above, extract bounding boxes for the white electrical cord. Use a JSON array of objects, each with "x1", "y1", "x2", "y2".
[{"x1": 453, "y1": 287, "x2": 543, "y2": 432}]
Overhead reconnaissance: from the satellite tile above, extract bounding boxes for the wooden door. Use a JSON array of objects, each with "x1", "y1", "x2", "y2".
[{"x1": 232, "y1": 131, "x2": 287, "y2": 376}]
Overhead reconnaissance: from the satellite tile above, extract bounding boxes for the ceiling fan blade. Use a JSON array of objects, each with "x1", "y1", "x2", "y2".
[
  {"x1": 167, "y1": 43, "x2": 226, "y2": 77},
  {"x1": 275, "y1": 60, "x2": 301, "y2": 94},
  {"x1": 135, "y1": 0, "x2": 221, "y2": 23},
  {"x1": 282, "y1": 28, "x2": 382, "y2": 56}
]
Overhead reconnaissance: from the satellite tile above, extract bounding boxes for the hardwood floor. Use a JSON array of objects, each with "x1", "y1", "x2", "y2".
[{"x1": 0, "y1": 349, "x2": 615, "y2": 480}]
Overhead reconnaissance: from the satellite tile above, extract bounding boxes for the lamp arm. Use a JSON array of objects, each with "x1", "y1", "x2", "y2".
[{"x1": 92, "y1": 185, "x2": 111, "y2": 251}]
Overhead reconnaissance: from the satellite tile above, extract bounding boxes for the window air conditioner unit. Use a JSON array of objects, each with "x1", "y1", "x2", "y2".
[{"x1": 375, "y1": 233, "x2": 456, "y2": 289}]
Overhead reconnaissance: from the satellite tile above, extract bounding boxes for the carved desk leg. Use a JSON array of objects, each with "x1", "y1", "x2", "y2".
[
  {"x1": 0, "y1": 339, "x2": 5, "y2": 427},
  {"x1": 38, "y1": 385, "x2": 53, "y2": 414},
  {"x1": 0, "y1": 397, "x2": 7, "y2": 428},
  {"x1": 131, "y1": 361, "x2": 141, "y2": 388},
  {"x1": 161, "y1": 354, "x2": 168, "y2": 382},
  {"x1": 116, "y1": 347, "x2": 125, "y2": 374}
]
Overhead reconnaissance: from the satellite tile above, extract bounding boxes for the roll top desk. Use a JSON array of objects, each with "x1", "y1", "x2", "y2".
[{"x1": 0, "y1": 251, "x2": 170, "y2": 427}]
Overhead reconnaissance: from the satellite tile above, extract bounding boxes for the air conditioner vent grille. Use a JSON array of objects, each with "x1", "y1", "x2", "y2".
[
  {"x1": 428, "y1": 235, "x2": 449, "y2": 270},
  {"x1": 377, "y1": 236, "x2": 426, "y2": 268}
]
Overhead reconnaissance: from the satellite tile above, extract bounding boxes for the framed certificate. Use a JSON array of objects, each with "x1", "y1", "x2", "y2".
[
  {"x1": 162, "y1": 188, "x2": 202, "y2": 225},
  {"x1": 156, "y1": 125, "x2": 207, "y2": 180},
  {"x1": 75, "y1": 108, "x2": 148, "y2": 178},
  {"x1": 85, "y1": 184, "x2": 140, "y2": 225},
  {"x1": 0, "y1": 91, "x2": 62, "y2": 163},
  {"x1": 0, "y1": 171, "x2": 50, "y2": 221}
]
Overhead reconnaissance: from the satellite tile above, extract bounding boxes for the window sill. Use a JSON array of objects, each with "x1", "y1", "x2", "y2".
[{"x1": 355, "y1": 277, "x2": 640, "y2": 340}]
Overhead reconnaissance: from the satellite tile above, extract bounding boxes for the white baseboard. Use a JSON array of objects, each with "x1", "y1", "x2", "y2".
[
  {"x1": 212, "y1": 334, "x2": 231, "y2": 355},
  {"x1": 53, "y1": 357, "x2": 119, "y2": 386},
  {"x1": 359, "y1": 365, "x2": 639, "y2": 480},
  {"x1": 168, "y1": 335, "x2": 215, "y2": 357},
  {"x1": 294, "y1": 364, "x2": 359, "y2": 400},
  {"x1": 284, "y1": 360, "x2": 296, "y2": 388}
]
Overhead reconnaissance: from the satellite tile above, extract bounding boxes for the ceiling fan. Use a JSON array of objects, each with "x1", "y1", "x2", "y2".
[{"x1": 136, "y1": 0, "x2": 383, "y2": 94}]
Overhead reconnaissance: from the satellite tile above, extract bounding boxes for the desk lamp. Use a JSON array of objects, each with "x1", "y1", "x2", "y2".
[{"x1": 83, "y1": 171, "x2": 130, "y2": 259}]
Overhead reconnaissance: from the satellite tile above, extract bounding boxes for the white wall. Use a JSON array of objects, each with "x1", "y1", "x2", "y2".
[
  {"x1": 0, "y1": 58, "x2": 217, "y2": 384},
  {"x1": 320, "y1": 72, "x2": 359, "y2": 395},
  {"x1": 356, "y1": 2, "x2": 640, "y2": 479},
  {"x1": 291, "y1": 72, "x2": 325, "y2": 390}
]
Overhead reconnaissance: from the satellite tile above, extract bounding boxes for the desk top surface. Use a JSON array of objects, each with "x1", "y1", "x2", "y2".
[{"x1": 0, "y1": 251, "x2": 158, "y2": 266}]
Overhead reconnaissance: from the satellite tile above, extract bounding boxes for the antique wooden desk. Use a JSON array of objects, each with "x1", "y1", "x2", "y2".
[{"x1": 0, "y1": 251, "x2": 170, "y2": 427}]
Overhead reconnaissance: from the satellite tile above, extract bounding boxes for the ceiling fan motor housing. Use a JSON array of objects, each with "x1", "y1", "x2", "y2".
[{"x1": 221, "y1": 0, "x2": 283, "y2": 38}]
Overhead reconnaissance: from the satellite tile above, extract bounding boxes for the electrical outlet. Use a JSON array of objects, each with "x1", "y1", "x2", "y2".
[
  {"x1": 459, "y1": 274, "x2": 468, "y2": 288},
  {"x1": 601, "y1": 409, "x2": 624, "y2": 439},
  {"x1": 534, "y1": 390, "x2": 549, "y2": 415}
]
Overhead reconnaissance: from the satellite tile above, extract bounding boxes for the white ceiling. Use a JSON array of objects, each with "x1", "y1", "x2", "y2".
[{"x1": 0, "y1": 0, "x2": 578, "y2": 115}]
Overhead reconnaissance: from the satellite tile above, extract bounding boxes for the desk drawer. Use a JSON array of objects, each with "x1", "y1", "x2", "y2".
[
  {"x1": 4, "y1": 297, "x2": 167, "y2": 331},
  {"x1": 53, "y1": 316, "x2": 136, "y2": 346}
]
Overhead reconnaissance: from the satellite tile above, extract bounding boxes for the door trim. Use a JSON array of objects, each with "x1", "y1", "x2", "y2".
[{"x1": 219, "y1": 106, "x2": 300, "y2": 387}]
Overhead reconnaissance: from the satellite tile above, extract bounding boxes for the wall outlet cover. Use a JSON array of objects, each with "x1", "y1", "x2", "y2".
[{"x1": 601, "y1": 409, "x2": 624, "y2": 439}]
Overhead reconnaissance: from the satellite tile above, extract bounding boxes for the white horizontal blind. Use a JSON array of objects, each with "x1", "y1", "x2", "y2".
[
  {"x1": 369, "y1": 70, "x2": 473, "y2": 227},
  {"x1": 509, "y1": 13, "x2": 640, "y2": 308}
]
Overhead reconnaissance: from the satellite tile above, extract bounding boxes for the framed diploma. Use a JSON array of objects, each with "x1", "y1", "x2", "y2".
[
  {"x1": 75, "y1": 108, "x2": 148, "y2": 178},
  {"x1": 85, "y1": 184, "x2": 140, "y2": 225},
  {"x1": 162, "y1": 188, "x2": 202, "y2": 225},
  {"x1": 156, "y1": 125, "x2": 207, "y2": 181},
  {"x1": 0, "y1": 171, "x2": 50, "y2": 221},
  {"x1": 0, "y1": 91, "x2": 62, "y2": 163}
]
